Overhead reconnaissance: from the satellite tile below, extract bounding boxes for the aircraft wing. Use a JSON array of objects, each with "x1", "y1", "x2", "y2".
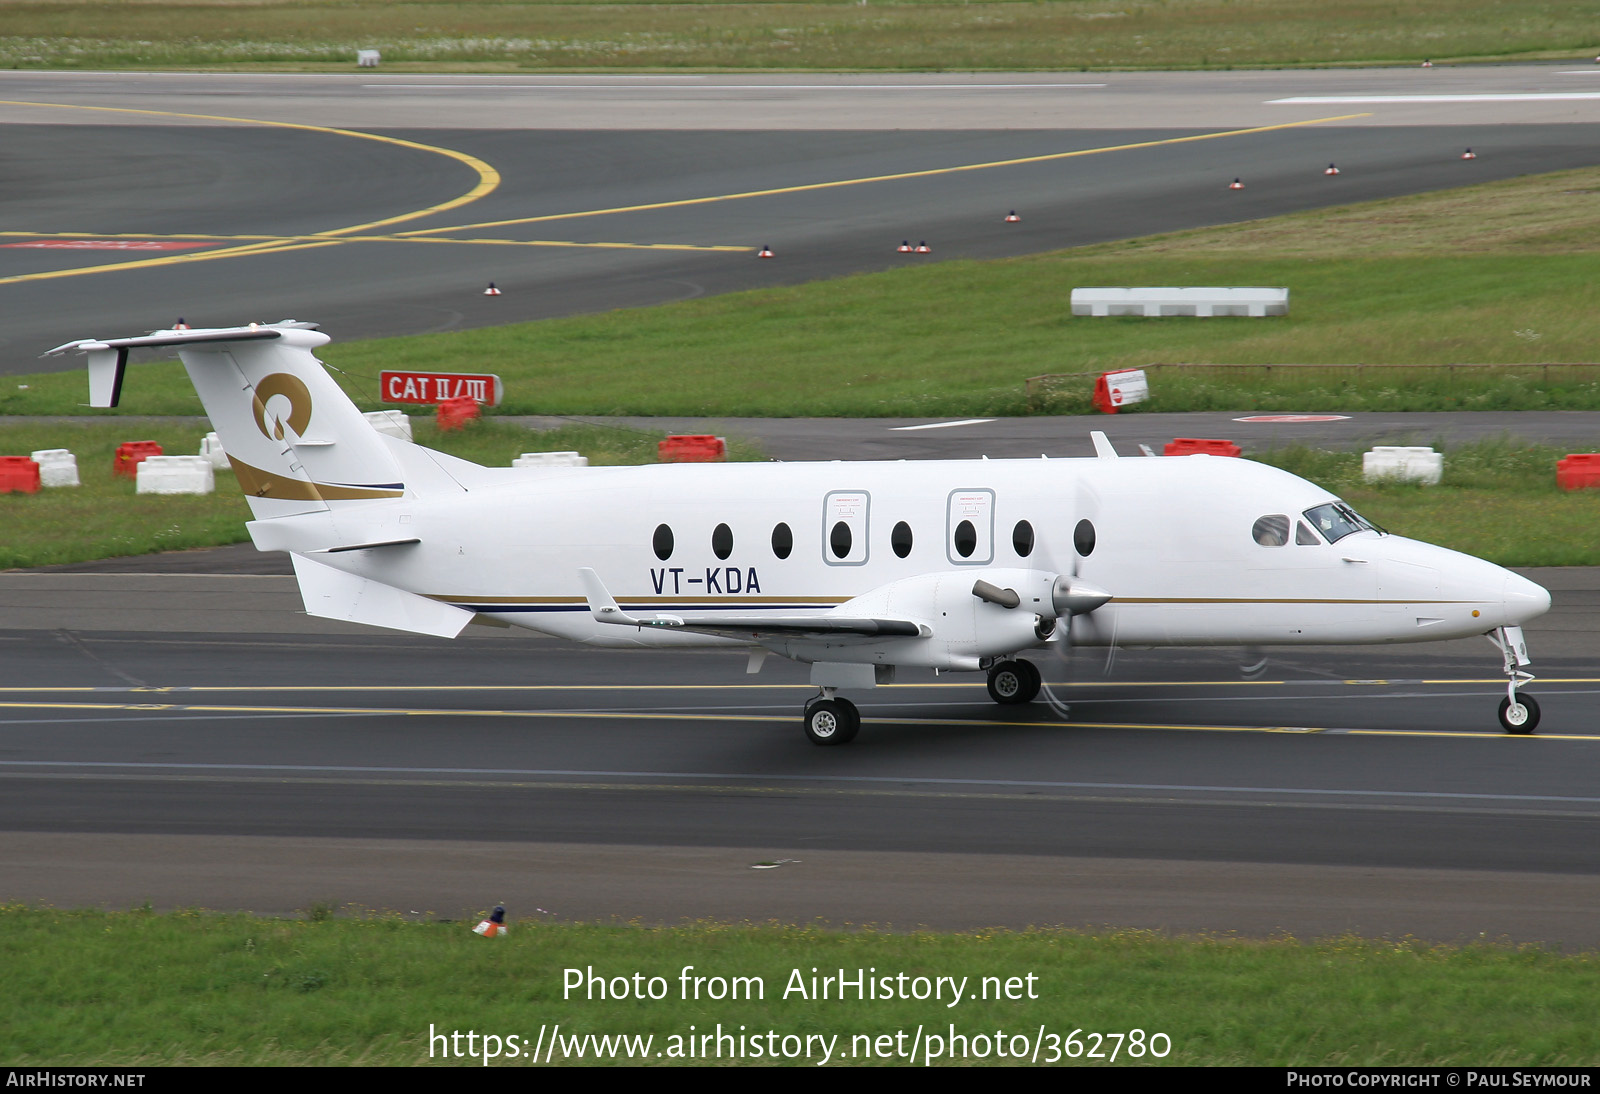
[{"x1": 577, "y1": 568, "x2": 927, "y2": 639}]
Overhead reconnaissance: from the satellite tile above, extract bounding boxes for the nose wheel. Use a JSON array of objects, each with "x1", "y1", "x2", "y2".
[
  {"x1": 1498, "y1": 694, "x2": 1540, "y2": 735},
  {"x1": 1488, "y1": 625, "x2": 1540, "y2": 735}
]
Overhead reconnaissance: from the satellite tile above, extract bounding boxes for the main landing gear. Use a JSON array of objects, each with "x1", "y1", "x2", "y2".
[
  {"x1": 803, "y1": 690, "x2": 860, "y2": 746},
  {"x1": 1489, "y1": 625, "x2": 1540, "y2": 735},
  {"x1": 986, "y1": 659, "x2": 1042, "y2": 705}
]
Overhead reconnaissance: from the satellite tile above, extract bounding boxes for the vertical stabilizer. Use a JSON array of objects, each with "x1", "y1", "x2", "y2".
[{"x1": 48, "y1": 322, "x2": 408, "y2": 520}]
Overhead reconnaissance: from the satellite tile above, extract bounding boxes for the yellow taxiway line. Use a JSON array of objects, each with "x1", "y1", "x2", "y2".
[
  {"x1": 0, "y1": 700, "x2": 1594, "y2": 741},
  {"x1": 1, "y1": 676, "x2": 1596, "y2": 694},
  {"x1": 0, "y1": 99, "x2": 500, "y2": 286},
  {"x1": 0, "y1": 105, "x2": 1365, "y2": 285},
  {"x1": 398, "y1": 113, "x2": 1374, "y2": 237}
]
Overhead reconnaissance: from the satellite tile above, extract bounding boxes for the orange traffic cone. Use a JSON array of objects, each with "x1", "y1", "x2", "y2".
[
  {"x1": 1324, "y1": 163, "x2": 1340, "y2": 176},
  {"x1": 1228, "y1": 178, "x2": 1244, "y2": 190},
  {"x1": 1461, "y1": 149, "x2": 1476, "y2": 160},
  {"x1": 897, "y1": 241, "x2": 913, "y2": 253},
  {"x1": 758, "y1": 245, "x2": 774, "y2": 258},
  {"x1": 1004, "y1": 211, "x2": 1021, "y2": 223},
  {"x1": 483, "y1": 282, "x2": 502, "y2": 296},
  {"x1": 914, "y1": 241, "x2": 931, "y2": 253}
]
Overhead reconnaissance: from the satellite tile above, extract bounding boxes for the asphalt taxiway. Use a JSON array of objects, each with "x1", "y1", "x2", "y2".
[
  {"x1": 0, "y1": 565, "x2": 1596, "y2": 941},
  {"x1": 3, "y1": 65, "x2": 1599, "y2": 370}
]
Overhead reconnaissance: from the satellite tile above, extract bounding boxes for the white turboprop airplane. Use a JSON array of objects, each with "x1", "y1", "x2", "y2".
[{"x1": 49, "y1": 322, "x2": 1552, "y2": 744}]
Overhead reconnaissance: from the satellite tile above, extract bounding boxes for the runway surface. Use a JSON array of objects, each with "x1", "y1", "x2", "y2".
[
  {"x1": 3, "y1": 67, "x2": 1598, "y2": 942},
  {"x1": 1, "y1": 566, "x2": 1596, "y2": 941},
  {"x1": 3, "y1": 66, "x2": 1599, "y2": 371}
]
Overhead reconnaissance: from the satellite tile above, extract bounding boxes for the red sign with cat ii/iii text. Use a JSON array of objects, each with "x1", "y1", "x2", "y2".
[{"x1": 380, "y1": 371, "x2": 503, "y2": 406}]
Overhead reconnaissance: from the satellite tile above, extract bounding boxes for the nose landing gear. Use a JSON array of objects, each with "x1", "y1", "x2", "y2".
[{"x1": 1488, "y1": 625, "x2": 1539, "y2": 734}]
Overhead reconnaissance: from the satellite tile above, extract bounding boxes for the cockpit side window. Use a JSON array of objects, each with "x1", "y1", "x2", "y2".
[
  {"x1": 1252, "y1": 514, "x2": 1290, "y2": 547},
  {"x1": 1303, "y1": 501, "x2": 1378, "y2": 544},
  {"x1": 1295, "y1": 520, "x2": 1321, "y2": 546}
]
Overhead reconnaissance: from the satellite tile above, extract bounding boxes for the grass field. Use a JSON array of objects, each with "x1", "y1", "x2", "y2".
[
  {"x1": 1, "y1": 0, "x2": 1595, "y2": 71},
  {"x1": 3, "y1": 906, "x2": 1598, "y2": 1066},
  {"x1": 10, "y1": 167, "x2": 1600, "y2": 420}
]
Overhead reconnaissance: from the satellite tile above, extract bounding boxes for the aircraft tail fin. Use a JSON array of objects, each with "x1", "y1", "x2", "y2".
[{"x1": 48, "y1": 322, "x2": 410, "y2": 520}]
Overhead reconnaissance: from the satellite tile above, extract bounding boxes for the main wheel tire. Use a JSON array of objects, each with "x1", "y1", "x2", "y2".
[
  {"x1": 1016, "y1": 658, "x2": 1042, "y2": 703},
  {"x1": 987, "y1": 660, "x2": 1040, "y2": 705},
  {"x1": 804, "y1": 698, "x2": 860, "y2": 745},
  {"x1": 1498, "y1": 693, "x2": 1540, "y2": 735}
]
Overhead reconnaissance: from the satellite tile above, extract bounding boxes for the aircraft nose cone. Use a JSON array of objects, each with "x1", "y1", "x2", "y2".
[{"x1": 1502, "y1": 570, "x2": 1551, "y2": 624}]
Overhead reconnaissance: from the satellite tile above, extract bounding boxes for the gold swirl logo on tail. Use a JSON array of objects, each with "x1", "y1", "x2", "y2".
[{"x1": 252, "y1": 373, "x2": 313, "y2": 441}]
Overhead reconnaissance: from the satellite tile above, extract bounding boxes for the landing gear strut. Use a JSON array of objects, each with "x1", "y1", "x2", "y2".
[
  {"x1": 1488, "y1": 625, "x2": 1539, "y2": 735},
  {"x1": 803, "y1": 689, "x2": 860, "y2": 746},
  {"x1": 987, "y1": 659, "x2": 1042, "y2": 705}
]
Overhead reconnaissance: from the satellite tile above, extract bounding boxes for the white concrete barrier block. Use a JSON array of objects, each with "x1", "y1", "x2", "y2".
[
  {"x1": 356, "y1": 49, "x2": 381, "y2": 67},
  {"x1": 1363, "y1": 446, "x2": 1443, "y2": 485},
  {"x1": 136, "y1": 455, "x2": 216, "y2": 495},
  {"x1": 364, "y1": 410, "x2": 413, "y2": 441},
  {"x1": 513, "y1": 451, "x2": 589, "y2": 468},
  {"x1": 1071, "y1": 287, "x2": 1289, "y2": 317},
  {"x1": 199, "y1": 432, "x2": 229, "y2": 470},
  {"x1": 30, "y1": 449, "x2": 79, "y2": 487}
]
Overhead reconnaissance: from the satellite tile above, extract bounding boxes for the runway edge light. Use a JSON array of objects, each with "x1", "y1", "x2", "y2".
[{"x1": 483, "y1": 282, "x2": 502, "y2": 295}]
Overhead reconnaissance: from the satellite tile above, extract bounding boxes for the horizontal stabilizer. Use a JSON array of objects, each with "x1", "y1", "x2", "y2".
[
  {"x1": 46, "y1": 324, "x2": 312, "y2": 407},
  {"x1": 291, "y1": 553, "x2": 473, "y2": 638}
]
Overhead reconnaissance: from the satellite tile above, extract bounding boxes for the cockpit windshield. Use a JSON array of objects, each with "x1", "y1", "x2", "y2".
[{"x1": 1303, "y1": 501, "x2": 1383, "y2": 543}]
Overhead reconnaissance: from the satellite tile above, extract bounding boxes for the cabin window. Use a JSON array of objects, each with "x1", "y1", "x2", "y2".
[
  {"x1": 1252, "y1": 514, "x2": 1290, "y2": 547},
  {"x1": 1074, "y1": 518, "x2": 1096, "y2": 558},
  {"x1": 945, "y1": 489, "x2": 994, "y2": 565},
  {"x1": 830, "y1": 521, "x2": 853, "y2": 559},
  {"x1": 891, "y1": 521, "x2": 913, "y2": 558},
  {"x1": 771, "y1": 522, "x2": 793, "y2": 559},
  {"x1": 1296, "y1": 521, "x2": 1321, "y2": 546},
  {"x1": 1012, "y1": 520, "x2": 1035, "y2": 557},
  {"x1": 953, "y1": 519, "x2": 978, "y2": 558},
  {"x1": 652, "y1": 523, "x2": 674, "y2": 560},
  {"x1": 823, "y1": 491, "x2": 870, "y2": 565},
  {"x1": 712, "y1": 523, "x2": 733, "y2": 560},
  {"x1": 1303, "y1": 502, "x2": 1376, "y2": 544}
]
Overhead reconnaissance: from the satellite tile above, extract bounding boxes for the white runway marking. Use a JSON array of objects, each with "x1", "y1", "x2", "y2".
[
  {"x1": 4, "y1": 759, "x2": 1599, "y2": 806},
  {"x1": 890, "y1": 418, "x2": 997, "y2": 431},
  {"x1": 1270, "y1": 93, "x2": 1600, "y2": 104}
]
